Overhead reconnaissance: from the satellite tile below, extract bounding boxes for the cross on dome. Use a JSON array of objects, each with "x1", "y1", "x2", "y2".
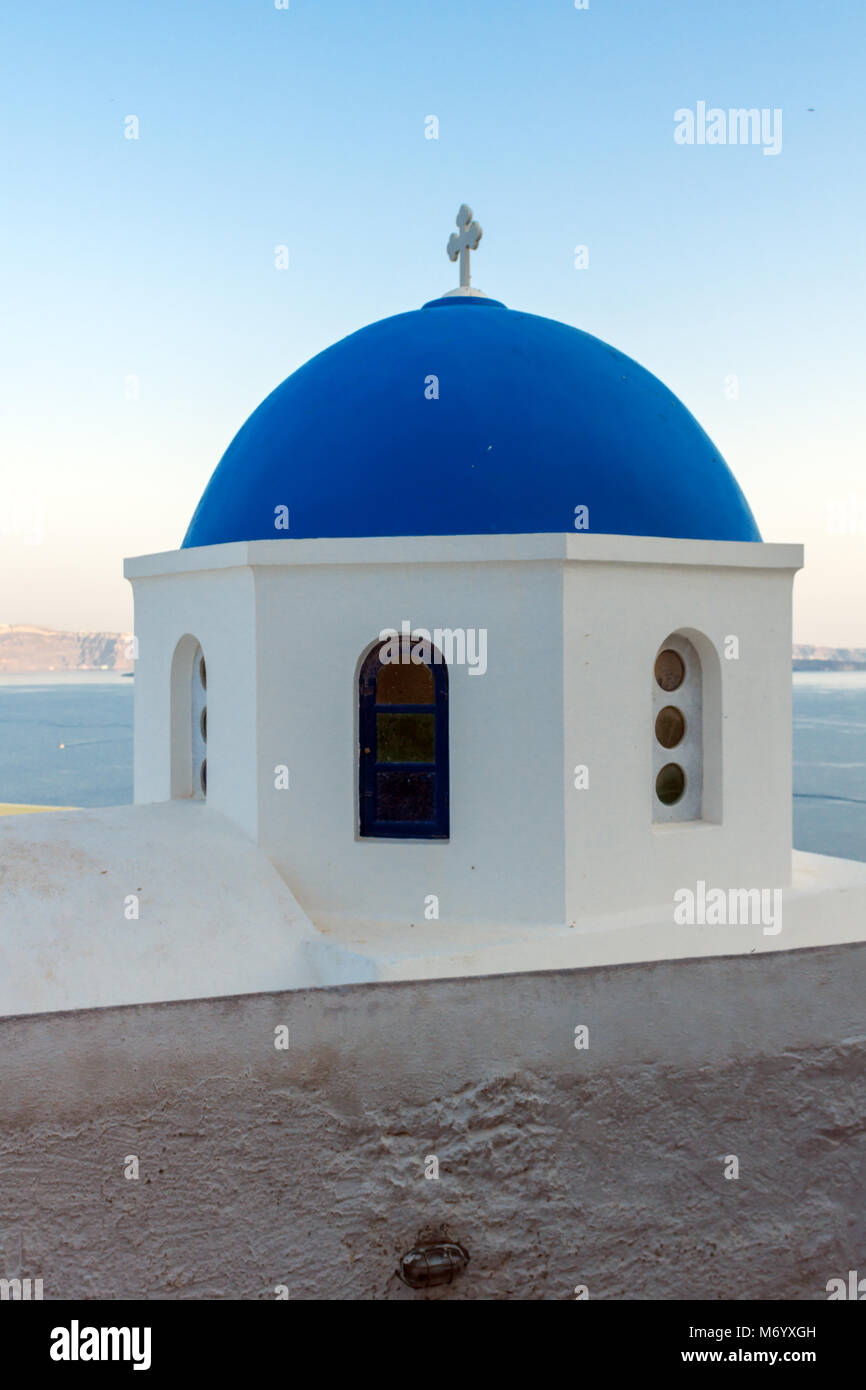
[{"x1": 447, "y1": 204, "x2": 482, "y2": 290}]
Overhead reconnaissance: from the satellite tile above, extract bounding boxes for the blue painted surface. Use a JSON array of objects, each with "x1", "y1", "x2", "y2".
[{"x1": 183, "y1": 298, "x2": 761, "y2": 547}]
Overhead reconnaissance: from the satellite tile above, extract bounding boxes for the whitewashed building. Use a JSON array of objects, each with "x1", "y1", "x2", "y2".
[{"x1": 2, "y1": 214, "x2": 865, "y2": 1301}]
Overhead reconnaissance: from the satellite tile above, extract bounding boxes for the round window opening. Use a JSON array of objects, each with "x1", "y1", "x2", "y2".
[
  {"x1": 199, "y1": 655, "x2": 207, "y2": 690},
  {"x1": 655, "y1": 705, "x2": 685, "y2": 749},
  {"x1": 200, "y1": 757, "x2": 207, "y2": 795},
  {"x1": 654, "y1": 649, "x2": 685, "y2": 692},
  {"x1": 656, "y1": 762, "x2": 685, "y2": 805},
  {"x1": 200, "y1": 706, "x2": 207, "y2": 742}
]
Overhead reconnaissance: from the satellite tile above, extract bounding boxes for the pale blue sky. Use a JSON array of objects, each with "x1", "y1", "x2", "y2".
[{"x1": 1, "y1": 0, "x2": 864, "y2": 640}]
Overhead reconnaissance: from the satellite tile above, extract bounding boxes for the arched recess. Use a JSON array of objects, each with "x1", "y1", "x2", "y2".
[
  {"x1": 358, "y1": 634, "x2": 449, "y2": 838},
  {"x1": 170, "y1": 634, "x2": 208, "y2": 800},
  {"x1": 652, "y1": 629, "x2": 722, "y2": 824}
]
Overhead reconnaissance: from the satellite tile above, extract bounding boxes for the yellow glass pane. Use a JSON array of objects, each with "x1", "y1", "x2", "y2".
[
  {"x1": 377, "y1": 713, "x2": 435, "y2": 762},
  {"x1": 377, "y1": 654, "x2": 434, "y2": 704}
]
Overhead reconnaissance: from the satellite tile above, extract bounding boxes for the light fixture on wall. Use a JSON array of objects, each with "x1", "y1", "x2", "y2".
[{"x1": 399, "y1": 1242, "x2": 469, "y2": 1289}]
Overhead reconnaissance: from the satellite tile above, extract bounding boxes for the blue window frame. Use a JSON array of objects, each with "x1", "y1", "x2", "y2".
[{"x1": 359, "y1": 638, "x2": 449, "y2": 839}]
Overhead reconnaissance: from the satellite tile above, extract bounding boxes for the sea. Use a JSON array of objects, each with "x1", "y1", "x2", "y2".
[
  {"x1": 0, "y1": 670, "x2": 864, "y2": 862},
  {"x1": 0, "y1": 673, "x2": 134, "y2": 809}
]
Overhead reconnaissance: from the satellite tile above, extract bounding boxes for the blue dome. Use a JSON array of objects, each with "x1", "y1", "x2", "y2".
[{"x1": 182, "y1": 296, "x2": 760, "y2": 547}]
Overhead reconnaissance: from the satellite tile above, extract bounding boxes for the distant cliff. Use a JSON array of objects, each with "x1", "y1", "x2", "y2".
[
  {"x1": 0, "y1": 626, "x2": 134, "y2": 673},
  {"x1": 793, "y1": 645, "x2": 866, "y2": 671}
]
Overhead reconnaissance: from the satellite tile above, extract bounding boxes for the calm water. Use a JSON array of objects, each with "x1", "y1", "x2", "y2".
[
  {"x1": 0, "y1": 671, "x2": 864, "y2": 862},
  {"x1": 792, "y1": 671, "x2": 866, "y2": 862},
  {"x1": 0, "y1": 673, "x2": 133, "y2": 808}
]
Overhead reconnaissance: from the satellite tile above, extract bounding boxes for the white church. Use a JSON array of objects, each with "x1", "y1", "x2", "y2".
[{"x1": 2, "y1": 211, "x2": 865, "y2": 1301}]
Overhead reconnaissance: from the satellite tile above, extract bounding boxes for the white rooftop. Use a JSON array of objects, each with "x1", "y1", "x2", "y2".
[{"x1": 2, "y1": 800, "x2": 865, "y2": 1018}]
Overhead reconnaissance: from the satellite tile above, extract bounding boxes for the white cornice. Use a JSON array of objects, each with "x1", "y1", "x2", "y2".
[{"x1": 124, "y1": 533, "x2": 804, "y2": 580}]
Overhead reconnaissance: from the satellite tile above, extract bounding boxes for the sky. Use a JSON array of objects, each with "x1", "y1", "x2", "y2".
[{"x1": 1, "y1": 0, "x2": 864, "y2": 642}]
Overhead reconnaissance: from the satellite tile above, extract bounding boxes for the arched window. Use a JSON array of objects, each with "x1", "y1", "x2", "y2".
[
  {"x1": 358, "y1": 636, "x2": 449, "y2": 838},
  {"x1": 171, "y1": 635, "x2": 207, "y2": 800},
  {"x1": 652, "y1": 633, "x2": 702, "y2": 822}
]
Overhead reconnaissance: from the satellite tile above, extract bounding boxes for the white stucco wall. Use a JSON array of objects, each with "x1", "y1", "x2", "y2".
[
  {"x1": 131, "y1": 559, "x2": 259, "y2": 839},
  {"x1": 562, "y1": 550, "x2": 798, "y2": 919},
  {"x1": 1, "y1": 942, "x2": 863, "y2": 1299},
  {"x1": 253, "y1": 554, "x2": 565, "y2": 929}
]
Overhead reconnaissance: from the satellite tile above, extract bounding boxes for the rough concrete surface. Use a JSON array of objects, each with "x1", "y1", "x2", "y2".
[{"x1": 1, "y1": 943, "x2": 864, "y2": 1300}]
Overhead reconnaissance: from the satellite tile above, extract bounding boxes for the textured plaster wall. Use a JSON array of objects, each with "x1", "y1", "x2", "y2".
[{"x1": 1, "y1": 944, "x2": 864, "y2": 1301}]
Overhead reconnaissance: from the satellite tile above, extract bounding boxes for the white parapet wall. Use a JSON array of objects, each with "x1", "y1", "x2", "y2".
[{"x1": 1, "y1": 941, "x2": 864, "y2": 1299}]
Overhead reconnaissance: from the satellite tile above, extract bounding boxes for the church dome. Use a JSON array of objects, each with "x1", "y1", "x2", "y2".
[{"x1": 182, "y1": 296, "x2": 760, "y2": 547}]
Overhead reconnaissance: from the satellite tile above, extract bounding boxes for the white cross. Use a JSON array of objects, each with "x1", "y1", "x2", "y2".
[{"x1": 447, "y1": 204, "x2": 482, "y2": 289}]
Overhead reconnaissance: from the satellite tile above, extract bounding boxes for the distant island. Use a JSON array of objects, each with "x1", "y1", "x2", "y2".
[
  {"x1": 792, "y1": 645, "x2": 866, "y2": 671},
  {"x1": 0, "y1": 625, "x2": 134, "y2": 673},
  {"x1": 0, "y1": 627, "x2": 864, "y2": 675}
]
